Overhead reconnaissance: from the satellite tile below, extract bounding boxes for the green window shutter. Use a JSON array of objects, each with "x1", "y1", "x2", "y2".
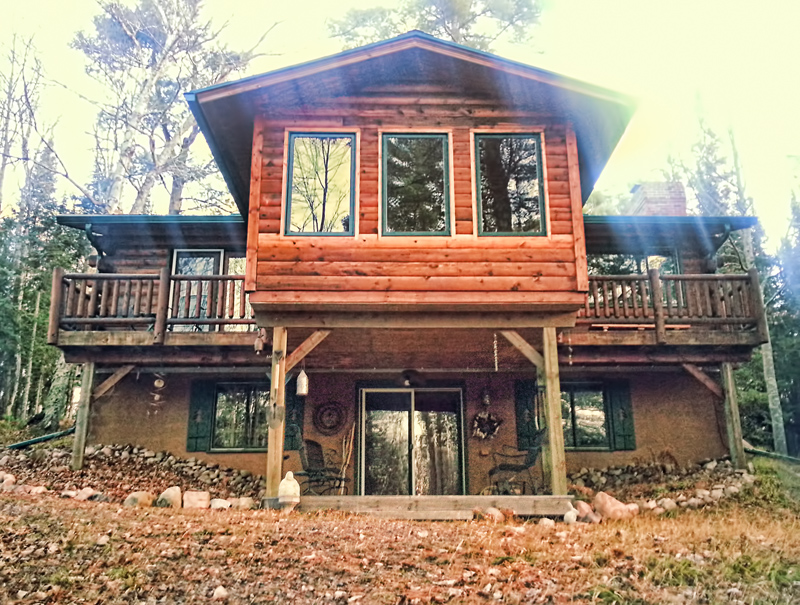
[
  {"x1": 187, "y1": 381, "x2": 215, "y2": 452},
  {"x1": 514, "y1": 379, "x2": 538, "y2": 450},
  {"x1": 606, "y1": 381, "x2": 636, "y2": 451}
]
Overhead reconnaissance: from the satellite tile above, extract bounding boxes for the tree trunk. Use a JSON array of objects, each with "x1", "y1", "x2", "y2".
[
  {"x1": 42, "y1": 354, "x2": 76, "y2": 431},
  {"x1": 20, "y1": 290, "x2": 41, "y2": 421},
  {"x1": 731, "y1": 132, "x2": 787, "y2": 454}
]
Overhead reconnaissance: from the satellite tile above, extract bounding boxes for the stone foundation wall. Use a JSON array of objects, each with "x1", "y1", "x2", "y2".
[{"x1": 88, "y1": 368, "x2": 727, "y2": 493}]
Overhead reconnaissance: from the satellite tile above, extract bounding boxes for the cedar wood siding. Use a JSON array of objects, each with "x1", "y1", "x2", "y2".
[{"x1": 251, "y1": 91, "x2": 585, "y2": 309}]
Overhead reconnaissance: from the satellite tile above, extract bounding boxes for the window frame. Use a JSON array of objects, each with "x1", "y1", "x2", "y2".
[
  {"x1": 209, "y1": 381, "x2": 270, "y2": 453},
  {"x1": 284, "y1": 131, "x2": 358, "y2": 237},
  {"x1": 380, "y1": 132, "x2": 452, "y2": 237},
  {"x1": 561, "y1": 381, "x2": 612, "y2": 451},
  {"x1": 474, "y1": 132, "x2": 548, "y2": 237}
]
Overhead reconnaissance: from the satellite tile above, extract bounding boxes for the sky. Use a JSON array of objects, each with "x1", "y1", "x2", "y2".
[{"x1": 2, "y1": 0, "x2": 799, "y2": 249}]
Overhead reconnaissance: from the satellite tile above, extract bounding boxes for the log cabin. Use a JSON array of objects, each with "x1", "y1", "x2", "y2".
[{"x1": 48, "y1": 32, "x2": 767, "y2": 517}]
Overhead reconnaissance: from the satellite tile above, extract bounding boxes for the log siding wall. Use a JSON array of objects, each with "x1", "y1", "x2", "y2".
[{"x1": 252, "y1": 92, "x2": 585, "y2": 308}]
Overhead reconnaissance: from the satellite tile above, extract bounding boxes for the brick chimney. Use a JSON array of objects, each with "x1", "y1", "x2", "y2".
[{"x1": 630, "y1": 182, "x2": 687, "y2": 216}]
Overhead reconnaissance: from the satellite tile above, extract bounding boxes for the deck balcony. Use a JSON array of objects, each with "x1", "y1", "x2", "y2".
[
  {"x1": 565, "y1": 269, "x2": 769, "y2": 349},
  {"x1": 47, "y1": 267, "x2": 769, "y2": 362},
  {"x1": 47, "y1": 268, "x2": 256, "y2": 352}
]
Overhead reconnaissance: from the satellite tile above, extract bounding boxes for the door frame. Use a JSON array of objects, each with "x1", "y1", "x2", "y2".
[{"x1": 358, "y1": 385, "x2": 466, "y2": 496}]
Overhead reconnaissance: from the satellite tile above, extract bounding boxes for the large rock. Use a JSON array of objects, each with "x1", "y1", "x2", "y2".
[
  {"x1": 183, "y1": 490, "x2": 210, "y2": 509},
  {"x1": 123, "y1": 491, "x2": 155, "y2": 507},
  {"x1": 228, "y1": 497, "x2": 255, "y2": 510},
  {"x1": 574, "y1": 500, "x2": 594, "y2": 520},
  {"x1": 74, "y1": 487, "x2": 96, "y2": 501},
  {"x1": 155, "y1": 486, "x2": 182, "y2": 508},
  {"x1": 483, "y1": 507, "x2": 505, "y2": 523},
  {"x1": 2, "y1": 474, "x2": 16, "y2": 487},
  {"x1": 210, "y1": 498, "x2": 232, "y2": 510},
  {"x1": 593, "y1": 491, "x2": 636, "y2": 520}
]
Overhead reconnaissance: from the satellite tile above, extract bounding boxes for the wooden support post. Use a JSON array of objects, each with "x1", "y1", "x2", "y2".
[
  {"x1": 71, "y1": 362, "x2": 95, "y2": 471},
  {"x1": 500, "y1": 331, "x2": 544, "y2": 370},
  {"x1": 542, "y1": 327, "x2": 567, "y2": 495},
  {"x1": 152, "y1": 267, "x2": 170, "y2": 344},
  {"x1": 721, "y1": 362, "x2": 747, "y2": 469},
  {"x1": 649, "y1": 268, "x2": 667, "y2": 344},
  {"x1": 47, "y1": 267, "x2": 64, "y2": 345},
  {"x1": 265, "y1": 327, "x2": 288, "y2": 505}
]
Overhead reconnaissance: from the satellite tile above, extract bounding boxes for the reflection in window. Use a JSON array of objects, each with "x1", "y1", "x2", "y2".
[
  {"x1": 212, "y1": 384, "x2": 269, "y2": 449},
  {"x1": 561, "y1": 383, "x2": 609, "y2": 448},
  {"x1": 286, "y1": 133, "x2": 355, "y2": 235},
  {"x1": 383, "y1": 134, "x2": 449, "y2": 235},
  {"x1": 476, "y1": 134, "x2": 544, "y2": 235},
  {"x1": 172, "y1": 250, "x2": 223, "y2": 331}
]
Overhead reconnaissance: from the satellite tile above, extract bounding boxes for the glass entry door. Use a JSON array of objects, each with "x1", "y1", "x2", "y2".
[{"x1": 361, "y1": 388, "x2": 463, "y2": 496}]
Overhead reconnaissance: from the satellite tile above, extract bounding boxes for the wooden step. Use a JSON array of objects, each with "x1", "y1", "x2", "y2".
[{"x1": 297, "y1": 495, "x2": 573, "y2": 519}]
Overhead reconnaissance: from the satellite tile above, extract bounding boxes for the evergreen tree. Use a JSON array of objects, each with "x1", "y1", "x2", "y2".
[{"x1": 330, "y1": 0, "x2": 540, "y2": 51}]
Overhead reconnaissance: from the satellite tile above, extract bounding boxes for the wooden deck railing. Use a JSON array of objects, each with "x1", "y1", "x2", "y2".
[
  {"x1": 47, "y1": 268, "x2": 255, "y2": 345},
  {"x1": 578, "y1": 268, "x2": 769, "y2": 343}
]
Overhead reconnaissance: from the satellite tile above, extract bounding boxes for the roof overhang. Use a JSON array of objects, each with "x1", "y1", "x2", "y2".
[
  {"x1": 57, "y1": 215, "x2": 246, "y2": 255},
  {"x1": 583, "y1": 215, "x2": 758, "y2": 256},
  {"x1": 186, "y1": 31, "x2": 636, "y2": 218}
]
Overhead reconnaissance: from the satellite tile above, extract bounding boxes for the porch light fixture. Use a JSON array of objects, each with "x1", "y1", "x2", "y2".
[{"x1": 296, "y1": 369, "x2": 309, "y2": 396}]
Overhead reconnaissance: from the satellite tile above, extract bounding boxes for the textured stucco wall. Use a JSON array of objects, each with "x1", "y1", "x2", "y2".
[{"x1": 88, "y1": 369, "x2": 727, "y2": 493}]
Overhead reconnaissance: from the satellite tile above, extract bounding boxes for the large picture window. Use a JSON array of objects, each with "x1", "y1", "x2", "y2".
[
  {"x1": 285, "y1": 133, "x2": 355, "y2": 235},
  {"x1": 559, "y1": 381, "x2": 636, "y2": 451},
  {"x1": 475, "y1": 133, "x2": 546, "y2": 235},
  {"x1": 382, "y1": 133, "x2": 450, "y2": 235}
]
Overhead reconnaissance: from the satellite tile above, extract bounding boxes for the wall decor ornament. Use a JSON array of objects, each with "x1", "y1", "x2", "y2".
[
  {"x1": 313, "y1": 401, "x2": 346, "y2": 436},
  {"x1": 472, "y1": 411, "x2": 502, "y2": 440}
]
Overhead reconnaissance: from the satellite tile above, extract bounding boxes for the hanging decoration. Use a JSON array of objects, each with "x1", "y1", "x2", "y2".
[
  {"x1": 313, "y1": 401, "x2": 347, "y2": 436},
  {"x1": 472, "y1": 411, "x2": 502, "y2": 440},
  {"x1": 296, "y1": 369, "x2": 309, "y2": 396}
]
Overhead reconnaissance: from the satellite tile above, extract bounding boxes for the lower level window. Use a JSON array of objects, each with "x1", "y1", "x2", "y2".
[
  {"x1": 212, "y1": 384, "x2": 269, "y2": 450},
  {"x1": 560, "y1": 380, "x2": 635, "y2": 451},
  {"x1": 561, "y1": 383, "x2": 609, "y2": 448}
]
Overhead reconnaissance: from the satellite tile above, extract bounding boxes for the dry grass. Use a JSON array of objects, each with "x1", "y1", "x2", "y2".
[{"x1": 0, "y1": 457, "x2": 797, "y2": 603}]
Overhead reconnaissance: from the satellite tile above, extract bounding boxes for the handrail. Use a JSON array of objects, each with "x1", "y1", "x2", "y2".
[
  {"x1": 48, "y1": 269, "x2": 255, "y2": 345},
  {"x1": 578, "y1": 268, "x2": 768, "y2": 343}
]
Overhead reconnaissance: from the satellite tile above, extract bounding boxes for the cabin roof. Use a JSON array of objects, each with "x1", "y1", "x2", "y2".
[
  {"x1": 57, "y1": 214, "x2": 756, "y2": 257},
  {"x1": 185, "y1": 30, "x2": 636, "y2": 217}
]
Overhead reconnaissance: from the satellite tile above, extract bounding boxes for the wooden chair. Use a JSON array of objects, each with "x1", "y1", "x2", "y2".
[
  {"x1": 294, "y1": 439, "x2": 349, "y2": 495},
  {"x1": 488, "y1": 428, "x2": 547, "y2": 495}
]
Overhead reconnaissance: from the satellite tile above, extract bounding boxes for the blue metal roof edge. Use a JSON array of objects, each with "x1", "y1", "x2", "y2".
[{"x1": 57, "y1": 214, "x2": 244, "y2": 228}]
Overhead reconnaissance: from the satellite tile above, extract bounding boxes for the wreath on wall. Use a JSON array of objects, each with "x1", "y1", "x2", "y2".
[
  {"x1": 313, "y1": 401, "x2": 347, "y2": 436},
  {"x1": 472, "y1": 411, "x2": 502, "y2": 440}
]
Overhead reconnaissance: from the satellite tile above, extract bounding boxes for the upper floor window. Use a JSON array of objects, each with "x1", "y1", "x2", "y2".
[
  {"x1": 286, "y1": 133, "x2": 355, "y2": 235},
  {"x1": 382, "y1": 133, "x2": 450, "y2": 236},
  {"x1": 475, "y1": 133, "x2": 546, "y2": 236}
]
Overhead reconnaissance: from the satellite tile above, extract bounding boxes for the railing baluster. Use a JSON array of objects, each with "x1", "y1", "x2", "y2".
[
  {"x1": 238, "y1": 279, "x2": 247, "y2": 319},
  {"x1": 193, "y1": 279, "x2": 204, "y2": 319},
  {"x1": 591, "y1": 280, "x2": 600, "y2": 318},
  {"x1": 172, "y1": 278, "x2": 182, "y2": 319},
  {"x1": 631, "y1": 279, "x2": 640, "y2": 317},
  {"x1": 142, "y1": 279, "x2": 153, "y2": 316},
  {"x1": 183, "y1": 280, "x2": 192, "y2": 319},
  {"x1": 216, "y1": 278, "x2": 226, "y2": 320},
  {"x1": 132, "y1": 279, "x2": 143, "y2": 317},
  {"x1": 121, "y1": 280, "x2": 132, "y2": 317}
]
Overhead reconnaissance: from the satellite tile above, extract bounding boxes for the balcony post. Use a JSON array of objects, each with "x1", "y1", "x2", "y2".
[
  {"x1": 748, "y1": 268, "x2": 769, "y2": 343},
  {"x1": 152, "y1": 267, "x2": 170, "y2": 344},
  {"x1": 264, "y1": 326, "x2": 288, "y2": 507},
  {"x1": 648, "y1": 268, "x2": 667, "y2": 344},
  {"x1": 47, "y1": 267, "x2": 64, "y2": 345},
  {"x1": 71, "y1": 362, "x2": 95, "y2": 470},
  {"x1": 542, "y1": 327, "x2": 567, "y2": 495},
  {"x1": 721, "y1": 362, "x2": 747, "y2": 469}
]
